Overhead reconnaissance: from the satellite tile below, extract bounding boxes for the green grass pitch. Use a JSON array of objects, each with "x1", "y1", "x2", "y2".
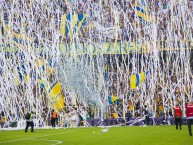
[{"x1": 0, "y1": 125, "x2": 192, "y2": 145}]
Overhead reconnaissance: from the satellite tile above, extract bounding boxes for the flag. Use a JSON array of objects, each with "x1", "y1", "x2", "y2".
[
  {"x1": 5, "y1": 25, "x2": 29, "y2": 44},
  {"x1": 60, "y1": 13, "x2": 87, "y2": 37},
  {"x1": 108, "y1": 95, "x2": 118, "y2": 105},
  {"x1": 48, "y1": 81, "x2": 64, "y2": 112},
  {"x1": 139, "y1": 72, "x2": 145, "y2": 83},
  {"x1": 112, "y1": 113, "x2": 119, "y2": 119},
  {"x1": 130, "y1": 71, "x2": 148, "y2": 89},
  {"x1": 130, "y1": 74, "x2": 137, "y2": 89},
  {"x1": 132, "y1": 1, "x2": 150, "y2": 24},
  {"x1": 37, "y1": 79, "x2": 48, "y2": 88},
  {"x1": 35, "y1": 59, "x2": 54, "y2": 76},
  {"x1": 17, "y1": 64, "x2": 28, "y2": 82},
  {"x1": 103, "y1": 64, "x2": 108, "y2": 80}
]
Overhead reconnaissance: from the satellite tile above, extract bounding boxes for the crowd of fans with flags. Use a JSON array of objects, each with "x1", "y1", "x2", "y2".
[
  {"x1": 0, "y1": 0, "x2": 193, "y2": 128},
  {"x1": 1, "y1": 0, "x2": 193, "y2": 44}
]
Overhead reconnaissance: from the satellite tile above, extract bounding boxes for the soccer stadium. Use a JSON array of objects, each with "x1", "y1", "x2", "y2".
[{"x1": 0, "y1": 0, "x2": 193, "y2": 144}]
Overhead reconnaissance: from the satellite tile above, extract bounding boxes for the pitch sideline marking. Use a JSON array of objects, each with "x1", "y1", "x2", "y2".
[{"x1": 0, "y1": 131, "x2": 74, "y2": 144}]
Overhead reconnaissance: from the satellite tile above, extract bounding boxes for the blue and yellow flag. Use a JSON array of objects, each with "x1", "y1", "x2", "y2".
[
  {"x1": 60, "y1": 13, "x2": 87, "y2": 37},
  {"x1": 108, "y1": 95, "x2": 118, "y2": 105},
  {"x1": 48, "y1": 81, "x2": 64, "y2": 112},
  {"x1": 5, "y1": 25, "x2": 29, "y2": 44},
  {"x1": 130, "y1": 71, "x2": 148, "y2": 89},
  {"x1": 17, "y1": 64, "x2": 28, "y2": 82},
  {"x1": 132, "y1": 1, "x2": 150, "y2": 24},
  {"x1": 12, "y1": 32, "x2": 29, "y2": 44},
  {"x1": 35, "y1": 58, "x2": 54, "y2": 76},
  {"x1": 103, "y1": 64, "x2": 108, "y2": 80}
]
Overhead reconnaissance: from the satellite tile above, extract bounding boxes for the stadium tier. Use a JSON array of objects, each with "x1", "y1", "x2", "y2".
[{"x1": 0, "y1": 0, "x2": 193, "y2": 129}]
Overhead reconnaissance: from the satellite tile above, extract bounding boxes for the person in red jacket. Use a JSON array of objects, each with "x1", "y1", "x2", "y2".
[
  {"x1": 186, "y1": 98, "x2": 193, "y2": 136},
  {"x1": 174, "y1": 103, "x2": 182, "y2": 130}
]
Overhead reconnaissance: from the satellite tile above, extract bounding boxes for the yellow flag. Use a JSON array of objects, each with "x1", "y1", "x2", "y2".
[
  {"x1": 139, "y1": 72, "x2": 145, "y2": 83},
  {"x1": 112, "y1": 113, "x2": 119, "y2": 119},
  {"x1": 48, "y1": 82, "x2": 64, "y2": 112},
  {"x1": 130, "y1": 75, "x2": 136, "y2": 89}
]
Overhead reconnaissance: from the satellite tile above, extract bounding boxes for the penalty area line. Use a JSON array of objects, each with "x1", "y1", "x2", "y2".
[{"x1": 0, "y1": 131, "x2": 74, "y2": 144}]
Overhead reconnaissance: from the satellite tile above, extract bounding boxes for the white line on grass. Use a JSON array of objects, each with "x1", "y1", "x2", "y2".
[
  {"x1": 0, "y1": 131, "x2": 74, "y2": 144},
  {"x1": 29, "y1": 139, "x2": 62, "y2": 145}
]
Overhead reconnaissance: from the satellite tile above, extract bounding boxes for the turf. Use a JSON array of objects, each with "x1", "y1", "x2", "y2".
[{"x1": 0, "y1": 125, "x2": 192, "y2": 145}]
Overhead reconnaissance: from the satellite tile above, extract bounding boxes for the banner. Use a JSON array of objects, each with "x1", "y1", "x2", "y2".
[
  {"x1": 59, "y1": 42, "x2": 142, "y2": 55},
  {"x1": 1, "y1": 41, "x2": 192, "y2": 54}
]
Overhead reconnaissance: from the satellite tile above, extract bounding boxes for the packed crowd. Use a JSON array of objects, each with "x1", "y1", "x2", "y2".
[
  {"x1": 1, "y1": 0, "x2": 193, "y2": 45},
  {"x1": 0, "y1": 0, "x2": 193, "y2": 128}
]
